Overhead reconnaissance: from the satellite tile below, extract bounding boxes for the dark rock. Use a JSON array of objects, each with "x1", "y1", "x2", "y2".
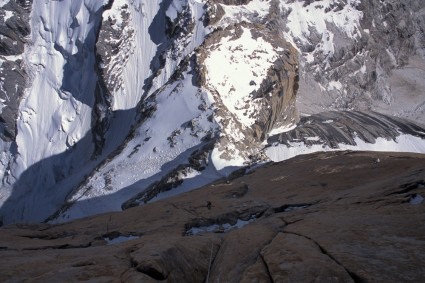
[{"x1": 1, "y1": 151, "x2": 425, "y2": 282}]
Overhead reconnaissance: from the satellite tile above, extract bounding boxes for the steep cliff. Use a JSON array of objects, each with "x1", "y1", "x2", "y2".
[{"x1": 1, "y1": 151, "x2": 425, "y2": 282}]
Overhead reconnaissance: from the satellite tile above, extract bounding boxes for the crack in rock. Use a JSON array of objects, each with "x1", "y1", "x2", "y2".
[{"x1": 282, "y1": 231, "x2": 363, "y2": 283}]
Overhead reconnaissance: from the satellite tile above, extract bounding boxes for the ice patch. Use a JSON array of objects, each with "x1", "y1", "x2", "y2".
[
  {"x1": 105, "y1": 235, "x2": 139, "y2": 245},
  {"x1": 409, "y1": 194, "x2": 424, "y2": 205},
  {"x1": 186, "y1": 217, "x2": 255, "y2": 236}
]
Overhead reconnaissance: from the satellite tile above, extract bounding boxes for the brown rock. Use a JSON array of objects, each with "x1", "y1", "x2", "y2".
[{"x1": 1, "y1": 151, "x2": 425, "y2": 282}]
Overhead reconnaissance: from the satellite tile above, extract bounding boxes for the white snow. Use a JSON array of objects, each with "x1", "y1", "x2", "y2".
[
  {"x1": 329, "y1": 80, "x2": 343, "y2": 91},
  {"x1": 0, "y1": 97, "x2": 5, "y2": 114},
  {"x1": 103, "y1": 0, "x2": 128, "y2": 28},
  {"x1": 205, "y1": 27, "x2": 279, "y2": 127},
  {"x1": 305, "y1": 52, "x2": 315, "y2": 63},
  {"x1": 0, "y1": 0, "x2": 9, "y2": 8},
  {"x1": 52, "y1": 70, "x2": 220, "y2": 222},
  {"x1": 269, "y1": 124, "x2": 297, "y2": 136},
  {"x1": 211, "y1": 146, "x2": 245, "y2": 171},
  {"x1": 104, "y1": 0, "x2": 160, "y2": 110},
  {"x1": 166, "y1": 0, "x2": 186, "y2": 22},
  {"x1": 148, "y1": 165, "x2": 221, "y2": 203},
  {"x1": 106, "y1": 0, "x2": 208, "y2": 111},
  {"x1": 0, "y1": 0, "x2": 215, "y2": 224},
  {"x1": 0, "y1": 0, "x2": 106, "y2": 223},
  {"x1": 266, "y1": 134, "x2": 425, "y2": 162},
  {"x1": 104, "y1": 235, "x2": 139, "y2": 245},
  {"x1": 3, "y1": 10, "x2": 13, "y2": 21},
  {"x1": 280, "y1": 0, "x2": 362, "y2": 61},
  {"x1": 219, "y1": 0, "x2": 271, "y2": 26},
  {"x1": 306, "y1": 136, "x2": 321, "y2": 141},
  {"x1": 3, "y1": 0, "x2": 423, "y2": 227},
  {"x1": 283, "y1": 204, "x2": 310, "y2": 212},
  {"x1": 186, "y1": 217, "x2": 255, "y2": 235},
  {"x1": 409, "y1": 194, "x2": 424, "y2": 205},
  {"x1": 16, "y1": 0, "x2": 104, "y2": 168},
  {"x1": 1, "y1": 54, "x2": 22, "y2": 61}
]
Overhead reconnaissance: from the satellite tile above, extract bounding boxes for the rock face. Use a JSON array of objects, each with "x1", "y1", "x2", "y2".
[
  {"x1": 268, "y1": 110, "x2": 425, "y2": 148},
  {"x1": 0, "y1": 0, "x2": 424, "y2": 224},
  {"x1": 1, "y1": 151, "x2": 425, "y2": 282},
  {"x1": 0, "y1": 0, "x2": 32, "y2": 141},
  {"x1": 289, "y1": 0, "x2": 425, "y2": 123},
  {"x1": 264, "y1": 111, "x2": 425, "y2": 162},
  {"x1": 41, "y1": 0, "x2": 301, "y2": 223}
]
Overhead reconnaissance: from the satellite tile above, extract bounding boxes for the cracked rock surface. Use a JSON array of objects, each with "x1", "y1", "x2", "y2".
[{"x1": 1, "y1": 151, "x2": 425, "y2": 282}]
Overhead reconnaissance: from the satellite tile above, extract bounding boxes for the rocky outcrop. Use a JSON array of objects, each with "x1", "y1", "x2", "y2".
[
  {"x1": 121, "y1": 140, "x2": 216, "y2": 208},
  {"x1": 0, "y1": 0, "x2": 32, "y2": 141},
  {"x1": 212, "y1": 0, "x2": 252, "y2": 5},
  {"x1": 195, "y1": 20, "x2": 299, "y2": 165},
  {"x1": 267, "y1": 111, "x2": 425, "y2": 148},
  {"x1": 1, "y1": 151, "x2": 425, "y2": 282},
  {"x1": 287, "y1": 0, "x2": 425, "y2": 123}
]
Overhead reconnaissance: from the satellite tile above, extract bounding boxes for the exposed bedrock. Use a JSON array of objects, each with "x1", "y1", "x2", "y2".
[
  {"x1": 267, "y1": 111, "x2": 425, "y2": 148},
  {"x1": 0, "y1": 0, "x2": 32, "y2": 141},
  {"x1": 286, "y1": 0, "x2": 425, "y2": 123},
  {"x1": 1, "y1": 151, "x2": 425, "y2": 282},
  {"x1": 197, "y1": 21, "x2": 299, "y2": 154}
]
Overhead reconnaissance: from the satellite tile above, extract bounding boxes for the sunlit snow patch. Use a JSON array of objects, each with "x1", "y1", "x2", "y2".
[
  {"x1": 268, "y1": 124, "x2": 297, "y2": 136},
  {"x1": 266, "y1": 134, "x2": 425, "y2": 162},
  {"x1": 0, "y1": 0, "x2": 10, "y2": 8},
  {"x1": 205, "y1": 27, "x2": 280, "y2": 127},
  {"x1": 166, "y1": 0, "x2": 186, "y2": 21},
  {"x1": 280, "y1": 0, "x2": 362, "y2": 60},
  {"x1": 219, "y1": 0, "x2": 271, "y2": 25},
  {"x1": 103, "y1": 0, "x2": 128, "y2": 28},
  {"x1": 211, "y1": 146, "x2": 246, "y2": 172}
]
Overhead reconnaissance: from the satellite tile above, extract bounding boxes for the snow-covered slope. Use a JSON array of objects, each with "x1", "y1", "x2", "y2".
[
  {"x1": 0, "y1": 0, "x2": 110, "y2": 223},
  {"x1": 281, "y1": 0, "x2": 425, "y2": 122},
  {"x1": 0, "y1": 0, "x2": 424, "y2": 224}
]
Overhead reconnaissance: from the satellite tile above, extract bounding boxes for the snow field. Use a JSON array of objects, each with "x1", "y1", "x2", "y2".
[{"x1": 266, "y1": 134, "x2": 425, "y2": 162}]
